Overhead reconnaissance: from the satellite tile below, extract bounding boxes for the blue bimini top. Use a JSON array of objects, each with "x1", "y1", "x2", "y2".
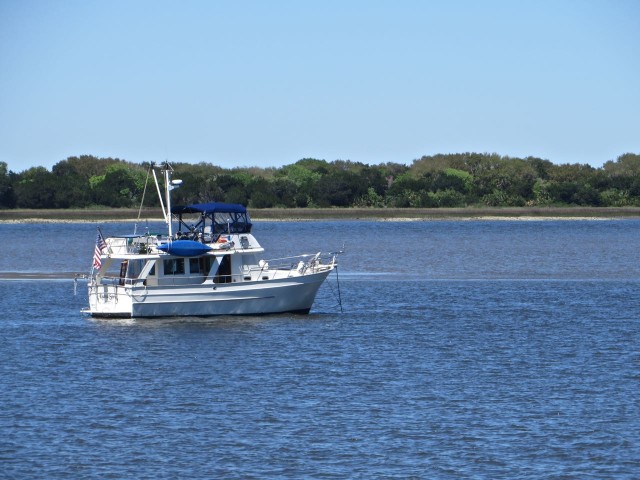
[{"x1": 171, "y1": 202, "x2": 252, "y2": 236}]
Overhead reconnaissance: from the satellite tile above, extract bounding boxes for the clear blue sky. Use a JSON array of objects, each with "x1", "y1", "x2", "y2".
[{"x1": 1, "y1": 0, "x2": 638, "y2": 173}]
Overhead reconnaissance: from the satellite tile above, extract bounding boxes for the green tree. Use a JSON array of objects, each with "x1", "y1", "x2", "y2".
[
  {"x1": 532, "y1": 179, "x2": 552, "y2": 205},
  {"x1": 602, "y1": 153, "x2": 640, "y2": 199},
  {"x1": 311, "y1": 170, "x2": 366, "y2": 207},
  {"x1": 14, "y1": 167, "x2": 57, "y2": 208},
  {"x1": 294, "y1": 158, "x2": 332, "y2": 175},
  {"x1": 433, "y1": 168, "x2": 473, "y2": 195},
  {"x1": 89, "y1": 163, "x2": 146, "y2": 207},
  {"x1": 248, "y1": 178, "x2": 277, "y2": 208},
  {"x1": 354, "y1": 187, "x2": 385, "y2": 207},
  {"x1": 271, "y1": 178, "x2": 298, "y2": 208},
  {"x1": 430, "y1": 188, "x2": 466, "y2": 207},
  {"x1": 277, "y1": 163, "x2": 322, "y2": 189},
  {"x1": 0, "y1": 162, "x2": 16, "y2": 208},
  {"x1": 51, "y1": 161, "x2": 90, "y2": 207},
  {"x1": 5, "y1": 151, "x2": 640, "y2": 210}
]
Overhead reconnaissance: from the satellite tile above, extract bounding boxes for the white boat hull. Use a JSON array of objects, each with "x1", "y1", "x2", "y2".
[{"x1": 88, "y1": 269, "x2": 332, "y2": 318}]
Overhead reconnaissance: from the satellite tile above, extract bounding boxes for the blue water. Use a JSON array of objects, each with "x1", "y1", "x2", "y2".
[{"x1": 1, "y1": 220, "x2": 640, "y2": 478}]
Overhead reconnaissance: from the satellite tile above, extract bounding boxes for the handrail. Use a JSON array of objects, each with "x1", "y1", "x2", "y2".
[
  {"x1": 261, "y1": 253, "x2": 317, "y2": 263},
  {"x1": 92, "y1": 251, "x2": 338, "y2": 288}
]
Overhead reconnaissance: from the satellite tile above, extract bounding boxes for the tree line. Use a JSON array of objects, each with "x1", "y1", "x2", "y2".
[{"x1": 1, "y1": 152, "x2": 639, "y2": 210}]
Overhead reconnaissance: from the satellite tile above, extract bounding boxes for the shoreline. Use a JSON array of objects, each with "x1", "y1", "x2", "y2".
[{"x1": 1, "y1": 206, "x2": 640, "y2": 223}]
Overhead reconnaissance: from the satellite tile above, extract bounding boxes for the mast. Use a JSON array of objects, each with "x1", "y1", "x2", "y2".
[
  {"x1": 164, "y1": 163, "x2": 173, "y2": 237},
  {"x1": 151, "y1": 161, "x2": 181, "y2": 237}
]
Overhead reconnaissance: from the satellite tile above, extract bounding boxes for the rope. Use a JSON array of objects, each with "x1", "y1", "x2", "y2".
[
  {"x1": 322, "y1": 267, "x2": 344, "y2": 313},
  {"x1": 335, "y1": 266, "x2": 343, "y2": 313},
  {"x1": 135, "y1": 163, "x2": 153, "y2": 235}
]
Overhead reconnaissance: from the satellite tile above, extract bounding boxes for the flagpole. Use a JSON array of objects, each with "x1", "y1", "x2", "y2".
[
  {"x1": 97, "y1": 226, "x2": 112, "y2": 254},
  {"x1": 91, "y1": 226, "x2": 109, "y2": 275},
  {"x1": 91, "y1": 228, "x2": 100, "y2": 275}
]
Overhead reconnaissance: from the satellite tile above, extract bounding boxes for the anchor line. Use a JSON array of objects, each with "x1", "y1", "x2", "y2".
[
  {"x1": 335, "y1": 265, "x2": 343, "y2": 313},
  {"x1": 324, "y1": 266, "x2": 344, "y2": 313}
]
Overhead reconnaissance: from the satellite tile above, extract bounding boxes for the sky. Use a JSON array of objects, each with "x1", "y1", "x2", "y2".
[{"x1": 0, "y1": 0, "x2": 638, "y2": 173}]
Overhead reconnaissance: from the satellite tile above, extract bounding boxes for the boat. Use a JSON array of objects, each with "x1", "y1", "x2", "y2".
[{"x1": 86, "y1": 162, "x2": 340, "y2": 318}]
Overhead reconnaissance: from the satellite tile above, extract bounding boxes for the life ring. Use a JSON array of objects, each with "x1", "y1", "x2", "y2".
[{"x1": 217, "y1": 236, "x2": 228, "y2": 244}]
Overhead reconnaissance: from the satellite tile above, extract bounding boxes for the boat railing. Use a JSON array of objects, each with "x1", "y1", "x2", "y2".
[
  {"x1": 247, "y1": 252, "x2": 335, "y2": 278},
  {"x1": 92, "y1": 276, "x2": 146, "y2": 287},
  {"x1": 91, "y1": 252, "x2": 337, "y2": 288},
  {"x1": 93, "y1": 272, "x2": 270, "y2": 287},
  {"x1": 104, "y1": 235, "x2": 165, "y2": 255}
]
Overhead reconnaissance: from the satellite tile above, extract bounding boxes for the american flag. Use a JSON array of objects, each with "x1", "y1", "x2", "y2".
[{"x1": 93, "y1": 231, "x2": 107, "y2": 269}]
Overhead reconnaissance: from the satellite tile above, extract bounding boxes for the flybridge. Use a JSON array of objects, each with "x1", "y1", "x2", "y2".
[
  {"x1": 171, "y1": 202, "x2": 253, "y2": 240},
  {"x1": 151, "y1": 162, "x2": 253, "y2": 239}
]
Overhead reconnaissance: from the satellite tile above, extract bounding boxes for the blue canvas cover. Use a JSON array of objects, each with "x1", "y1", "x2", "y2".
[{"x1": 157, "y1": 240, "x2": 212, "y2": 257}]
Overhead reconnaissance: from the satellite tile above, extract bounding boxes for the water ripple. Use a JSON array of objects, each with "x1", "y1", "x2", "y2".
[{"x1": 2, "y1": 221, "x2": 640, "y2": 478}]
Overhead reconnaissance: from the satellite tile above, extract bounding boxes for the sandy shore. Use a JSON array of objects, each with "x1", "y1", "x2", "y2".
[
  {"x1": 0, "y1": 272, "x2": 84, "y2": 280},
  {"x1": 1, "y1": 207, "x2": 640, "y2": 223}
]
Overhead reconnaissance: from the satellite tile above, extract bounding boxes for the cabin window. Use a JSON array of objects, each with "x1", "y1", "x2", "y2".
[
  {"x1": 164, "y1": 258, "x2": 185, "y2": 275},
  {"x1": 126, "y1": 259, "x2": 145, "y2": 278},
  {"x1": 189, "y1": 258, "x2": 200, "y2": 274},
  {"x1": 203, "y1": 256, "x2": 214, "y2": 275},
  {"x1": 190, "y1": 256, "x2": 214, "y2": 275}
]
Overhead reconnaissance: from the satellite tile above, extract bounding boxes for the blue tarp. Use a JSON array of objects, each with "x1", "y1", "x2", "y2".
[{"x1": 157, "y1": 240, "x2": 213, "y2": 257}]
